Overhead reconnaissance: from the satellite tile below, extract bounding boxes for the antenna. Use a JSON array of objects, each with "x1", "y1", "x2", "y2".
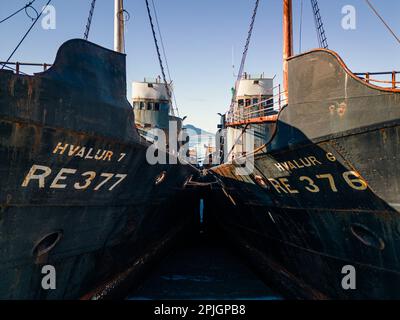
[{"x1": 232, "y1": 46, "x2": 236, "y2": 77}]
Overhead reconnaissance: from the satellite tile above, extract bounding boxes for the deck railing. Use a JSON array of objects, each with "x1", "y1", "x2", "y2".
[
  {"x1": 143, "y1": 76, "x2": 163, "y2": 84},
  {"x1": 0, "y1": 61, "x2": 51, "y2": 75},
  {"x1": 354, "y1": 71, "x2": 400, "y2": 89},
  {"x1": 226, "y1": 84, "x2": 287, "y2": 126}
]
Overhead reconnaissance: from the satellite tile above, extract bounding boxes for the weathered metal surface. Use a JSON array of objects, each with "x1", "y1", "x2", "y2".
[
  {"x1": 0, "y1": 39, "x2": 197, "y2": 299},
  {"x1": 212, "y1": 49, "x2": 400, "y2": 299},
  {"x1": 225, "y1": 115, "x2": 278, "y2": 127}
]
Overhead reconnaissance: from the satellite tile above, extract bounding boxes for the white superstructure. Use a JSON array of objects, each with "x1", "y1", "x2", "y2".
[
  {"x1": 234, "y1": 73, "x2": 274, "y2": 113},
  {"x1": 132, "y1": 78, "x2": 172, "y2": 131},
  {"x1": 132, "y1": 79, "x2": 172, "y2": 102},
  {"x1": 236, "y1": 76, "x2": 274, "y2": 98},
  {"x1": 223, "y1": 73, "x2": 277, "y2": 162},
  {"x1": 131, "y1": 77, "x2": 182, "y2": 143}
]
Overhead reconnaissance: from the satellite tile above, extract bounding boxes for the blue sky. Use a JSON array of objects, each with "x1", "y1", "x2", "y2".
[{"x1": 1, "y1": 0, "x2": 400, "y2": 132}]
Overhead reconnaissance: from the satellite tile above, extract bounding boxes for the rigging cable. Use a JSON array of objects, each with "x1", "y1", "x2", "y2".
[
  {"x1": 364, "y1": 0, "x2": 400, "y2": 45},
  {"x1": 1, "y1": 0, "x2": 52, "y2": 70},
  {"x1": 224, "y1": 0, "x2": 260, "y2": 162},
  {"x1": 144, "y1": 0, "x2": 175, "y2": 116},
  {"x1": 84, "y1": 0, "x2": 97, "y2": 40},
  {"x1": 25, "y1": 4, "x2": 39, "y2": 21},
  {"x1": 150, "y1": 0, "x2": 179, "y2": 116},
  {"x1": 229, "y1": 0, "x2": 260, "y2": 115},
  {"x1": 236, "y1": 0, "x2": 260, "y2": 85},
  {"x1": 0, "y1": 0, "x2": 37, "y2": 24},
  {"x1": 299, "y1": 0, "x2": 303, "y2": 53}
]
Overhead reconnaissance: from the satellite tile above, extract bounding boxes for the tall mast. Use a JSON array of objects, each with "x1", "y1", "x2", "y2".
[
  {"x1": 283, "y1": 0, "x2": 293, "y2": 103},
  {"x1": 114, "y1": 0, "x2": 125, "y2": 53}
]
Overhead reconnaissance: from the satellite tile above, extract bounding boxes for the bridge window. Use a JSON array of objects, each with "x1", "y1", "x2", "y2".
[
  {"x1": 253, "y1": 98, "x2": 259, "y2": 105},
  {"x1": 147, "y1": 102, "x2": 153, "y2": 110},
  {"x1": 154, "y1": 102, "x2": 160, "y2": 111},
  {"x1": 139, "y1": 102, "x2": 145, "y2": 110},
  {"x1": 261, "y1": 96, "x2": 269, "y2": 107},
  {"x1": 238, "y1": 99, "x2": 244, "y2": 107},
  {"x1": 245, "y1": 99, "x2": 251, "y2": 107}
]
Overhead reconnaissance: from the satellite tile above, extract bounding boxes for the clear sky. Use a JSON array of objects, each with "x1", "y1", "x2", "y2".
[{"x1": 1, "y1": 0, "x2": 400, "y2": 132}]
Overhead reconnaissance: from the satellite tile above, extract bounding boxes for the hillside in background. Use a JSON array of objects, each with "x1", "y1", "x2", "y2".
[{"x1": 183, "y1": 124, "x2": 214, "y2": 137}]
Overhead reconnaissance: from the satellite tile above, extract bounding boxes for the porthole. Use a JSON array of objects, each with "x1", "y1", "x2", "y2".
[
  {"x1": 32, "y1": 230, "x2": 63, "y2": 259},
  {"x1": 350, "y1": 224, "x2": 385, "y2": 250}
]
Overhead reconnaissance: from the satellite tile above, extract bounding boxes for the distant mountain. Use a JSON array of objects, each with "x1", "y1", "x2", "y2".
[
  {"x1": 183, "y1": 124, "x2": 215, "y2": 155},
  {"x1": 183, "y1": 124, "x2": 214, "y2": 136}
]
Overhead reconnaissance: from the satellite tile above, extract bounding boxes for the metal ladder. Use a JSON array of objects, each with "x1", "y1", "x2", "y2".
[{"x1": 310, "y1": 0, "x2": 328, "y2": 49}]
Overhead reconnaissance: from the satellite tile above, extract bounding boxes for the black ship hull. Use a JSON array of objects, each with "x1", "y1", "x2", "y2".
[
  {"x1": 211, "y1": 49, "x2": 400, "y2": 299},
  {"x1": 0, "y1": 40, "x2": 196, "y2": 299}
]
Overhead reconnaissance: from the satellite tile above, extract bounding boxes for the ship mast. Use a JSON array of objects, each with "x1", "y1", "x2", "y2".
[
  {"x1": 283, "y1": 0, "x2": 293, "y2": 103},
  {"x1": 114, "y1": 0, "x2": 125, "y2": 53}
]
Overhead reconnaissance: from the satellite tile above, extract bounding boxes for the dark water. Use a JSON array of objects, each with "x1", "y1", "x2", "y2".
[{"x1": 127, "y1": 233, "x2": 283, "y2": 300}]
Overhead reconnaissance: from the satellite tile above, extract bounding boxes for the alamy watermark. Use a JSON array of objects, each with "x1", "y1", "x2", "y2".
[
  {"x1": 41, "y1": 265, "x2": 56, "y2": 290},
  {"x1": 341, "y1": 5, "x2": 357, "y2": 30},
  {"x1": 341, "y1": 265, "x2": 356, "y2": 290},
  {"x1": 23, "y1": 3, "x2": 57, "y2": 29},
  {"x1": 41, "y1": 5, "x2": 56, "y2": 30}
]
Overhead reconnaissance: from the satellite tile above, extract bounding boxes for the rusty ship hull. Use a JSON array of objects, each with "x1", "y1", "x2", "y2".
[
  {"x1": 0, "y1": 39, "x2": 196, "y2": 299},
  {"x1": 211, "y1": 49, "x2": 400, "y2": 299}
]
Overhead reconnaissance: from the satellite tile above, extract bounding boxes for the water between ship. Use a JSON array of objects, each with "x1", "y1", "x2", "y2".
[{"x1": 127, "y1": 198, "x2": 283, "y2": 301}]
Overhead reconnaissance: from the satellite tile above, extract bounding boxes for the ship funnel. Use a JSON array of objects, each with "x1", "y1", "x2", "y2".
[
  {"x1": 283, "y1": 0, "x2": 293, "y2": 103},
  {"x1": 114, "y1": 0, "x2": 125, "y2": 53}
]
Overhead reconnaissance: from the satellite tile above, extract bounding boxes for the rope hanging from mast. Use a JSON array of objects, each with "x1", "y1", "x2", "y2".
[
  {"x1": 364, "y1": 0, "x2": 400, "y2": 45},
  {"x1": 1, "y1": 0, "x2": 52, "y2": 70},
  {"x1": 150, "y1": 0, "x2": 172, "y2": 90},
  {"x1": 144, "y1": 0, "x2": 175, "y2": 116},
  {"x1": 150, "y1": 0, "x2": 179, "y2": 116},
  {"x1": 228, "y1": 0, "x2": 260, "y2": 116},
  {"x1": 236, "y1": 0, "x2": 260, "y2": 84},
  {"x1": 84, "y1": 0, "x2": 97, "y2": 40},
  {"x1": 223, "y1": 0, "x2": 260, "y2": 162},
  {"x1": 299, "y1": 0, "x2": 304, "y2": 53},
  {"x1": 0, "y1": 0, "x2": 37, "y2": 24}
]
